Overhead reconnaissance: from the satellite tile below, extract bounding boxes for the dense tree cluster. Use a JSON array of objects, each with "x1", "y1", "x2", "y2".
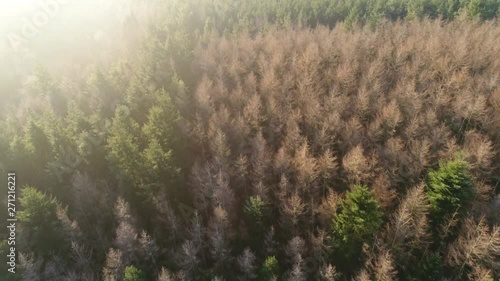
[{"x1": 0, "y1": 0, "x2": 499, "y2": 280}]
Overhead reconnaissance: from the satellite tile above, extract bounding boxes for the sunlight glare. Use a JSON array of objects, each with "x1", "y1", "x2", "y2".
[{"x1": 0, "y1": 0, "x2": 38, "y2": 17}]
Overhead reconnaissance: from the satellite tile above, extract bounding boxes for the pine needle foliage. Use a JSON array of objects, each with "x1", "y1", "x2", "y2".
[
  {"x1": 426, "y1": 156, "x2": 475, "y2": 231},
  {"x1": 334, "y1": 185, "x2": 383, "y2": 245}
]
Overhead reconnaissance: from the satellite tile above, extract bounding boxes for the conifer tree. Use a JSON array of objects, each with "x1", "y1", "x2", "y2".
[
  {"x1": 426, "y1": 156, "x2": 474, "y2": 237},
  {"x1": 124, "y1": 266, "x2": 147, "y2": 281},
  {"x1": 332, "y1": 185, "x2": 383, "y2": 270},
  {"x1": 244, "y1": 195, "x2": 271, "y2": 236},
  {"x1": 107, "y1": 105, "x2": 143, "y2": 190},
  {"x1": 22, "y1": 118, "x2": 54, "y2": 185},
  {"x1": 18, "y1": 186, "x2": 64, "y2": 256},
  {"x1": 259, "y1": 256, "x2": 280, "y2": 281}
]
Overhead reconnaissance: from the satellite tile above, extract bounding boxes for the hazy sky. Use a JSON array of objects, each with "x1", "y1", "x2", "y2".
[
  {"x1": 0, "y1": 0, "x2": 149, "y2": 97},
  {"x1": 0, "y1": 0, "x2": 134, "y2": 54},
  {"x1": 0, "y1": 0, "x2": 38, "y2": 18},
  {"x1": 1, "y1": 0, "x2": 147, "y2": 66}
]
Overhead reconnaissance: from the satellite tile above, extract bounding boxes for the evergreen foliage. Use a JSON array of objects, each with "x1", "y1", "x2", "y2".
[
  {"x1": 243, "y1": 195, "x2": 270, "y2": 229},
  {"x1": 426, "y1": 156, "x2": 475, "y2": 228},
  {"x1": 334, "y1": 185, "x2": 383, "y2": 244},
  {"x1": 18, "y1": 186, "x2": 65, "y2": 256},
  {"x1": 332, "y1": 185, "x2": 383, "y2": 270},
  {"x1": 259, "y1": 256, "x2": 280, "y2": 280},
  {"x1": 408, "y1": 252, "x2": 443, "y2": 281},
  {"x1": 124, "y1": 265, "x2": 147, "y2": 281}
]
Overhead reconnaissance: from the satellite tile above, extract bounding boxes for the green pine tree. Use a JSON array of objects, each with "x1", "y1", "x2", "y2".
[
  {"x1": 334, "y1": 185, "x2": 383, "y2": 245},
  {"x1": 426, "y1": 156, "x2": 474, "y2": 236},
  {"x1": 332, "y1": 185, "x2": 383, "y2": 271},
  {"x1": 18, "y1": 186, "x2": 64, "y2": 256},
  {"x1": 244, "y1": 195, "x2": 271, "y2": 246},
  {"x1": 467, "y1": 0, "x2": 499, "y2": 19},
  {"x1": 124, "y1": 266, "x2": 147, "y2": 281},
  {"x1": 259, "y1": 256, "x2": 280, "y2": 280},
  {"x1": 244, "y1": 195, "x2": 271, "y2": 229},
  {"x1": 106, "y1": 105, "x2": 143, "y2": 189}
]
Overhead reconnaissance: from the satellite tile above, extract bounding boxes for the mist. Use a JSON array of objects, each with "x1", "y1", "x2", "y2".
[{"x1": 0, "y1": 0, "x2": 153, "y2": 114}]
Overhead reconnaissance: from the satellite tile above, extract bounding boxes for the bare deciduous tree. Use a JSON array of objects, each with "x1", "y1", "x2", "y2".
[
  {"x1": 286, "y1": 236, "x2": 305, "y2": 264},
  {"x1": 19, "y1": 252, "x2": 42, "y2": 281},
  {"x1": 56, "y1": 205, "x2": 82, "y2": 244},
  {"x1": 288, "y1": 255, "x2": 306, "y2": 281},
  {"x1": 237, "y1": 248, "x2": 257, "y2": 280},
  {"x1": 139, "y1": 230, "x2": 159, "y2": 266},
  {"x1": 447, "y1": 217, "x2": 500, "y2": 274},
  {"x1": 387, "y1": 183, "x2": 429, "y2": 264},
  {"x1": 113, "y1": 198, "x2": 138, "y2": 264},
  {"x1": 352, "y1": 270, "x2": 370, "y2": 281},
  {"x1": 372, "y1": 250, "x2": 398, "y2": 281},
  {"x1": 153, "y1": 191, "x2": 181, "y2": 240},
  {"x1": 316, "y1": 190, "x2": 340, "y2": 227},
  {"x1": 320, "y1": 264, "x2": 339, "y2": 281},
  {"x1": 293, "y1": 142, "x2": 318, "y2": 189},
  {"x1": 102, "y1": 248, "x2": 123, "y2": 281},
  {"x1": 209, "y1": 207, "x2": 232, "y2": 266},
  {"x1": 177, "y1": 240, "x2": 200, "y2": 278},
  {"x1": 251, "y1": 131, "x2": 270, "y2": 183},
  {"x1": 157, "y1": 267, "x2": 174, "y2": 281},
  {"x1": 281, "y1": 193, "x2": 306, "y2": 234},
  {"x1": 343, "y1": 145, "x2": 370, "y2": 184}
]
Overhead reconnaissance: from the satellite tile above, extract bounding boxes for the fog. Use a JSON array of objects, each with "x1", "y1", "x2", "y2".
[{"x1": 0, "y1": 0, "x2": 154, "y2": 109}]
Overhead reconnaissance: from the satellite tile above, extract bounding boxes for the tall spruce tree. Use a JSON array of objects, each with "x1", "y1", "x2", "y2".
[
  {"x1": 426, "y1": 156, "x2": 474, "y2": 240},
  {"x1": 332, "y1": 185, "x2": 383, "y2": 271},
  {"x1": 18, "y1": 186, "x2": 65, "y2": 256}
]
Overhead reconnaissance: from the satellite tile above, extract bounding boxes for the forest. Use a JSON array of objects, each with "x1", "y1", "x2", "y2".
[{"x1": 0, "y1": 0, "x2": 500, "y2": 280}]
